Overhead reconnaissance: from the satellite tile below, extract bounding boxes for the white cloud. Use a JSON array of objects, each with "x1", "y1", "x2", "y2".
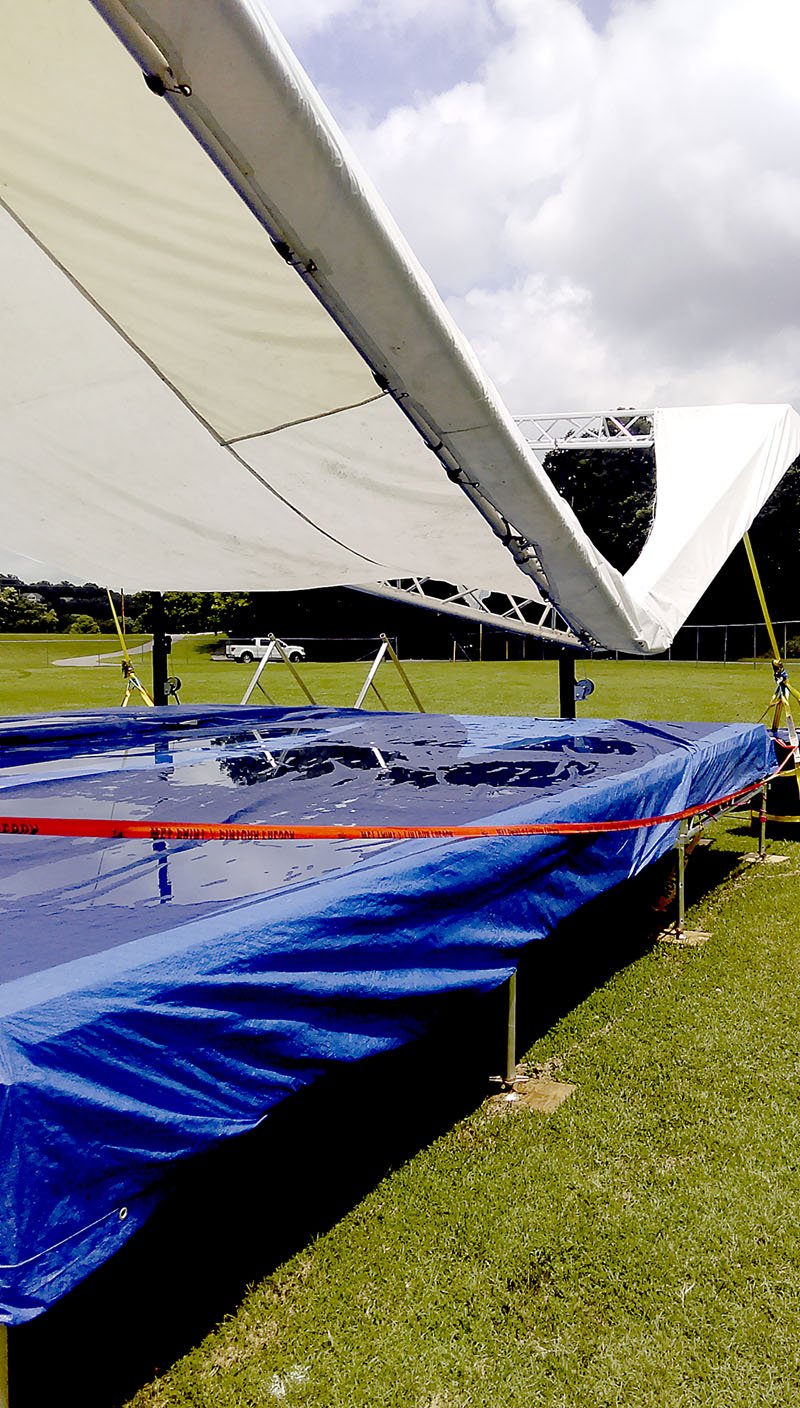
[
  {"x1": 267, "y1": 0, "x2": 495, "y2": 42},
  {"x1": 344, "y1": 0, "x2": 599, "y2": 291},
  {"x1": 292, "y1": 0, "x2": 800, "y2": 413},
  {"x1": 265, "y1": 0, "x2": 359, "y2": 38}
]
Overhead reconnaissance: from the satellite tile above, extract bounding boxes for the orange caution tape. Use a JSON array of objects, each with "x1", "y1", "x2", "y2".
[{"x1": 0, "y1": 773, "x2": 778, "y2": 843}]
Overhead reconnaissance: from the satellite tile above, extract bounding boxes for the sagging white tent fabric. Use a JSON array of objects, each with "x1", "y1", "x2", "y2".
[{"x1": 0, "y1": 0, "x2": 798, "y2": 653}]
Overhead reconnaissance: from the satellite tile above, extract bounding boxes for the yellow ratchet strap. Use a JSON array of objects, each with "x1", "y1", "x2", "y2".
[
  {"x1": 743, "y1": 534, "x2": 800, "y2": 798},
  {"x1": 106, "y1": 589, "x2": 154, "y2": 707}
]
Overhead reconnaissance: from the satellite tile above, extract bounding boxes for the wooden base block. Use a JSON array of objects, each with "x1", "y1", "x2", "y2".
[
  {"x1": 489, "y1": 1077, "x2": 576, "y2": 1114},
  {"x1": 742, "y1": 853, "x2": 788, "y2": 865},
  {"x1": 657, "y1": 928, "x2": 711, "y2": 947}
]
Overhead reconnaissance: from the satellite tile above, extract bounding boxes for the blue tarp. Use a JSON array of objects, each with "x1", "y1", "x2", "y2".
[{"x1": 0, "y1": 706, "x2": 772, "y2": 1321}]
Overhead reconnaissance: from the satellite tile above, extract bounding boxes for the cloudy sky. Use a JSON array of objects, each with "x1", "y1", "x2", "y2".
[{"x1": 265, "y1": 0, "x2": 800, "y2": 414}]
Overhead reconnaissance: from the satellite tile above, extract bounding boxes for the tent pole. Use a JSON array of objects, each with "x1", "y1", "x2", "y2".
[
  {"x1": 240, "y1": 642, "x2": 279, "y2": 705},
  {"x1": 267, "y1": 635, "x2": 318, "y2": 705},
  {"x1": 381, "y1": 635, "x2": 425, "y2": 713},
  {"x1": 558, "y1": 650, "x2": 576, "y2": 719},
  {"x1": 353, "y1": 640, "x2": 389, "y2": 709},
  {"x1": 151, "y1": 592, "x2": 169, "y2": 706}
]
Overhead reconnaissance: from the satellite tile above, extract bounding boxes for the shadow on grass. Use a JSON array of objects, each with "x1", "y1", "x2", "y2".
[{"x1": 13, "y1": 843, "x2": 743, "y2": 1408}]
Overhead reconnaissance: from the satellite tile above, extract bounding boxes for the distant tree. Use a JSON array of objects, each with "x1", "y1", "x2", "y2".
[
  {"x1": 0, "y1": 586, "x2": 58, "y2": 632},
  {"x1": 126, "y1": 591, "x2": 255, "y2": 635},
  {"x1": 207, "y1": 593, "x2": 255, "y2": 634},
  {"x1": 153, "y1": 593, "x2": 208, "y2": 632},
  {"x1": 67, "y1": 614, "x2": 101, "y2": 635}
]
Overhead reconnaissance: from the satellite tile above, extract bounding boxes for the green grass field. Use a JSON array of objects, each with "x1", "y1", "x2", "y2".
[
  {"x1": 6, "y1": 637, "x2": 800, "y2": 1406},
  {"x1": 0, "y1": 632, "x2": 775, "y2": 722}
]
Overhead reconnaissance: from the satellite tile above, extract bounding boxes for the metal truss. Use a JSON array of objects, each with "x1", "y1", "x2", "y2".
[
  {"x1": 515, "y1": 409, "x2": 654, "y2": 452},
  {"x1": 366, "y1": 411, "x2": 655, "y2": 648},
  {"x1": 355, "y1": 578, "x2": 581, "y2": 648}
]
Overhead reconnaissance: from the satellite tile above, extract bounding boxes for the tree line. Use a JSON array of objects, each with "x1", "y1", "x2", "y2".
[{"x1": 0, "y1": 585, "x2": 255, "y2": 637}]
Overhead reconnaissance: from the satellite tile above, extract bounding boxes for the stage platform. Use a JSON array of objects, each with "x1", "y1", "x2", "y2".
[{"x1": 0, "y1": 705, "x2": 773, "y2": 1321}]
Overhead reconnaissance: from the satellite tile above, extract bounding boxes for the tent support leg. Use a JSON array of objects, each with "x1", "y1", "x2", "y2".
[
  {"x1": 558, "y1": 651, "x2": 576, "y2": 719},
  {"x1": 354, "y1": 640, "x2": 389, "y2": 708},
  {"x1": 267, "y1": 635, "x2": 318, "y2": 705},
  {"x1": 240, "y1": 643, "x2": 279, "y2": 705},
  {"x1": 353, "y1": 637, "x2": 425, "y2": 712},
  {"x1": 382, "y1": 636, "x2": 425, "y2": 713}
]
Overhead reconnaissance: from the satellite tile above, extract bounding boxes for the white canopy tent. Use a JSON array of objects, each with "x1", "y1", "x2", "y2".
[{"x1": 1, "y1": 0, "x2": 798, "y2": 653}]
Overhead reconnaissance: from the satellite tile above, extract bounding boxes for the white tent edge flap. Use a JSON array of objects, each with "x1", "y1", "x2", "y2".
[
  {"x1": 0, "y1": 0, "x2": 795, "y2": 654},
  {"x1": 629, "y1": 405, "x2": 800, "y2": 639}
]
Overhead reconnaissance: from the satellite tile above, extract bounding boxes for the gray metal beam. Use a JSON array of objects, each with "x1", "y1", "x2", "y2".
[{"x1": 354, "y1": 581, "x2": 582, "y2": 648}]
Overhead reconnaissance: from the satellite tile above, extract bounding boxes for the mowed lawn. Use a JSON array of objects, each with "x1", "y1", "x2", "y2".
[
  {"x1": 0, "y1": 632, "x2": 777, "y2": 721},
  {"x1": 6, "y1": 637, "x2": 800, "y2": 1407}
]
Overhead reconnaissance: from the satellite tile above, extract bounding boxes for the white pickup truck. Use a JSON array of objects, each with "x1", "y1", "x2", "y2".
[{"x1": 224, "y1": 637, "x2": 306, "y2": 664}]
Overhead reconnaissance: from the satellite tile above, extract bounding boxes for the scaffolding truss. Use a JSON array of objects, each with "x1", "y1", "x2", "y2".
[
  {"x1": 515, "y1": 410, "x2": 654, "y2": 452},
  {"x1": 365, "y1": 411, "x2": 655, "y2": 649},
  {"x1": 356, "y1": 579, "x2": 578, "y2": 647}
]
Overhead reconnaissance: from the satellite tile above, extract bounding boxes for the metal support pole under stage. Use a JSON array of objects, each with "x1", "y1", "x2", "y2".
[
  {"x1": 505, "y1": 969, "x2": 518, "y2": 1086},
  {"x1": 489, "y1": 968, "x2": 519, "y2": 1095},
  {"x1": 240, "y1": 641, "x2": 280, "y2": 705},
  {"x1": 558, "y1": 651, "x2": 576, "y2": 720},
  {"x1": 660, "y1": 818, "x2": 711, "y2": 946},
  {"x1": 676, "y1": 818, "x2": 687, "y2": 938},
  {"x1": 743, "y1": 782, "x2": 788, "y2": 868},
  {"x1": 150, "y1": 592, "x2": 169, "y2": 707},
  {"x1": 0, "y1": 1324, "x2": 8, "y2": 1408}
]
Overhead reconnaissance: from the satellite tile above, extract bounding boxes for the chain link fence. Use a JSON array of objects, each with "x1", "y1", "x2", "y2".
[{"x1": 651, "y1": 621, "x2": 800, "y2": 663}]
